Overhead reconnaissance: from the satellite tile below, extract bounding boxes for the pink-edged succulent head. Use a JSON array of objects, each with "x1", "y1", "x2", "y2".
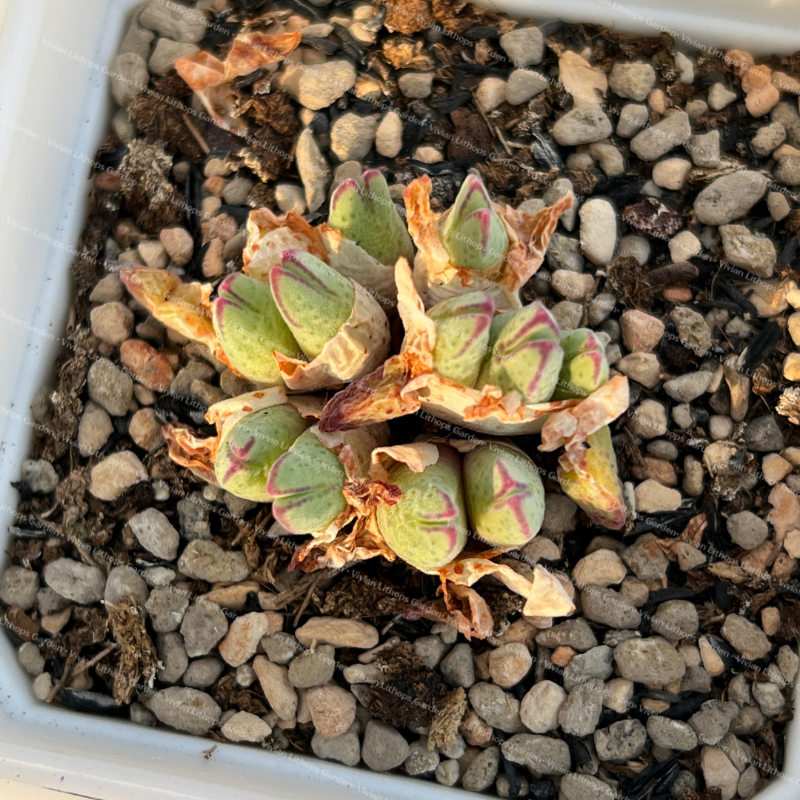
[
  {"x1": 215, "y1": 405, "x2": 311, "y2": 502},
  {"x1": 376, "y1": 446, "x2": 467, "y2": 572},
  {"x1": 212, "y1": 272, "x2": 302, "y2": 385},
  {"x1": 559, "y1": 425, "x2": 626, "y2": 530},
  {"x1": 269, "y1": 250, "x2": 355, "y2": 361},
  {"x1": 429, "y1": 291, "x2": 496, "y2": 387},
  {"x1": 551, "y1": 328, "x2": 609, "y2": 401},
  {"x1": 463, "y1": 442, "x2": 545, "y2": 547},
  {"x1": 328, "y1": 169, "x2": 414, "y2": 267},
  {"x1": 266, "y1": 429, "x2": 348, "y2": 534},
  {"x1": 476, "y1": 302, "x2": 564, "y2": 403},
  {"x1": 439, "y1": 174, "x2": 509, "y2": 272}
]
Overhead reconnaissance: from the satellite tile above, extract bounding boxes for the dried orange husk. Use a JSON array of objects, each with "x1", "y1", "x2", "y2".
[
  {"x1": 119, "y1": 267, "x2": 234, "y2": 370},
  {"x1": 538, "y1": 375, "x2": 631, "y2": 467},
  {"x1": 403, "y1": 174, "x2": 573, "y2": 310},
  {"x1": 320, "y1": 259, "x2": 612, "y2": 436},
  {"x1": 175, "y1": 32, "x2": 300, "y2": 134},
  {"x1": 243, "y1": 209, "x2": 397, "y2": 311},
  {"x1": 163, "y1": 387, "x2": 391, "y2": 541},
  {"x1": 272, "y1": 277, "x2": 392, "y2": 391}
]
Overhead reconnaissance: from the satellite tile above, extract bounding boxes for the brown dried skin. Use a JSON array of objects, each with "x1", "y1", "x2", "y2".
[
  {"x1": 107, "y1": 595, "x2": 158, "y2": 705},
  {"x1": 118, "y1": 141, "x2": 183, "y2": 233},
  {"x1": 368, "y1": 642, "x2": 447, "y2": 727},
  {"x1": 403, "y1": 175, "x2": 574, "y2": 310},
  {"x1": 128, "y1": 75, "x2": 206, "y2": 163}
]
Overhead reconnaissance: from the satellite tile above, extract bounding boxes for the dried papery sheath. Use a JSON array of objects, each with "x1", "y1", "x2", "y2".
[
  {"x1": 328, "y1": 169, "x2": 414, "y2": 268},
  {"x1": 212, "y1": 272, "x2": 302, "y2": 385},
  {"x1": 162, "y1": 388, "x2": 390, "y2": 536},
  {"x1": 120, "y1": 267, "x2": 233, "y2": 370},
  {"x1": 463, "y1": 442, "x2": 545, "y2": 547},
  {"x1": 319, "y1": 260, "x2": 590, "y2": 436},
  {"x1": 555, "y1": 426, "x2": 626, "y2": 530},
  {"x1": 539, "y1": 380, "x2": 630, "y2": 530},
  {"x1": 243, "y1": 208, "x2": 397, "y2": 311},
  {"x1": 551, "y1": 328, "x2": 609, "y2": 401},
  {"x1": 403, "y1": 173, "x2": 573, "y2": 310},
  {"x1": 175, "y1": 32, "x2": 301, "y2": 133}
]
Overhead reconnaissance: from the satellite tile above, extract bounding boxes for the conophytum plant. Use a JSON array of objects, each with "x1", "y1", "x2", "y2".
[{"x1": 328, "y1": 169, "x2": 414, "y2": 268}]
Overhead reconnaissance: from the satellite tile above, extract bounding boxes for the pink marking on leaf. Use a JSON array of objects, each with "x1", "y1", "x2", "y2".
[
  {"x1": 491, "y1": 461, "x2": 532, "y2": 539},
  {"x1": 222, "y1": 436, "x2": 256, "y2": 483}
]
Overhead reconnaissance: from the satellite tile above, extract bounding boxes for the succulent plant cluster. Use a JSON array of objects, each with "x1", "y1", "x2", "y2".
[
  {"x1": 430, "y1": 295, "x2": 609, "y2": 404},
  {"x1": 122, "y1": 169, "x2": 630, "y2": 637}
]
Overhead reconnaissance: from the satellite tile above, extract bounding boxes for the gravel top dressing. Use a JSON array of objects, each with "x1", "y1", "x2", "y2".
[{"x1": 3, "y1": 1, "x2": 800, "y2": 799}]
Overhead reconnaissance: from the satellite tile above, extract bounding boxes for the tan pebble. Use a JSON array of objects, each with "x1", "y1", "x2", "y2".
[
  {"x1": 219, "y1": 612, "x2": 273, "y2": 667},
  {"x1": 551, "y1": 646, "x2": 576, "y2": 667},
  {"x1": 662, "y1": 285, "x2": 693, "y2": 303},
  {"x1": 305, "y1": 682, "x2": 356, "y2": 737},
  {"x1": 253, "y1": 657, "x2": 297, "y2": 720},
  {"x1": 762, "y1": 453, "x2": 793, "y2": 485},
  {"x1": 221, "y1": 710, "x2": 271, "y2": 743},
  {"x1": 772, "y1": 71, "x2": 800, "y2": 95},
  {"x1": 641, "y1": 698, "x2": 670, "y2": 713},
  {"x1": 746, "y1": 82, "x2": 780, "y2": 118},
  {"x1": 40, "y1": 606, "x2": 72, "y2": 635},
  {"x1": 725, "y1": 49, "x2": 754, "y2": 77},
  {"x1": 203, "y1": 175, "x2": 227, "y2": 197},
  {"x1": 295, "y1": 617, "x2": 378, "y2": 649},
  {"x1": 784, "y1": 529, "x2": 800, "y2": 559},
  {"x1": 460, "y1": 710, "x2": 493, "y2": 746},
  {"x1": 201, "y1": 581, "x2": 262, "y2": 612},
  {"x1": 128, "y1": 408, "x2": 163, "y2": 451},
  {"x1": 202, "y1": 238, "x2": 225, "y2": 278},
  {"x1": 201, "y1": 213, "x2": 238, "y2": 244},
  {"x1": 761, "y1": 607, "x2": 781, "y2": 637},
  {"x1": 647, "y1": 88, "x2": 666, "y2": 114}
]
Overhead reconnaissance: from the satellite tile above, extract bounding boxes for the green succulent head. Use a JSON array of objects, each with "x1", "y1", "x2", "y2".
[
  {"x1": 559, "y1": 425, "x2": 626, "y2": 530},
  {"x1": 463, "y1": 442, "x2": 544, "y2": 547},
  {"x1": 328, "y1": 169, "x2": 414, "y2": 267},
  {"x1": 551, "y1": 328, "x2": 609, "y2": 401},
  {"x1": 266, "y1": 429, "x2": 348, "y2": 534},
  {"x1": 215, "y1": 405, "x2": 311, "y2": 502},
  {"x1": 429, "y1": 291, "x2": 495, "y2": 387},
  {"x1": 376, "y1": 446, "x2": 467, "y2": 571},
  {"x1": 212, "y1": 272, "x2": 302, "y2": 385},
  {"x1": 476, "y1": 302, "x2": 564, "y2": 403},
  {"x1": 439, "y1": 174, "x2": 509, "y2": 272},
  {"x1": 269, "y1": 250, "x2": 355, "y2": 361}
]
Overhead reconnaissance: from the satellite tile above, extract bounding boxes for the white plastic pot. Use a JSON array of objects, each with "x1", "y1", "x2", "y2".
[{"x1": 0, "y1": 1, "x2": 798, "y2": 798}]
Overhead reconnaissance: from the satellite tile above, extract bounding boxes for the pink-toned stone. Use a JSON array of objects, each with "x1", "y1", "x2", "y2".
[
  {"x1": 218, "y1": 612, "x2": 274, "y2": 667},
  {"x1": 119, "y1": 339, "x2": 175, "y2": 392},
  {"x1": 159, "y1": 227, "x2": 194, "y2": 266},
  {"x1": 128, "y1": 408, "x2": 163, "y2": 451},
  {"x1": 620, "y1": 310, "x2": 665, "y2": 353},
  {"x1": 305, "y1": 682, "x2": 356, "y2": 737},
  {"x1": 201, "y1": 213, "x2": 238, "y2": 244}
]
